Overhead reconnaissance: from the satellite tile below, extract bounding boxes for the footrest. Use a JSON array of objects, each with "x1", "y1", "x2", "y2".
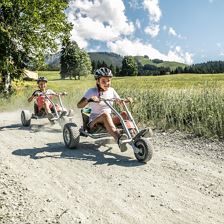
[
  {"x1": 120, "y1": 139, "x2": 132, "y2": 144},
  {"x1": 60, "y1": 111, "x2": 67, "y2": 117},
  {"x1": 31, "y1": 114, "x2": 38, "y2": 119},
  {"x1": 50, "y1": 117, "x2": 58, "y2": 121}
]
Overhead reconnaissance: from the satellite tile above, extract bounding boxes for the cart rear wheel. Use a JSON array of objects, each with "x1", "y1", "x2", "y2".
[
  {"x1": 21, "y1": 110, "x2": 31, "y2": 127},
  {"x1": 134, "y1": 138, "x2": 153, "y2": 163},
  {"x1": 63, "y1": 123, "x2": 80, "y2": 149}
]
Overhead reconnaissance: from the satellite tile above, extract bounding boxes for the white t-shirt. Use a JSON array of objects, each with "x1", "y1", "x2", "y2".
[{"x1": 83, "y1": 87, "x2": 120, "y2": 121}]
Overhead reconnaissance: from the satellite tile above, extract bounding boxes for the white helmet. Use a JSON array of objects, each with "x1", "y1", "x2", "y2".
[
  {"x1": 37, "y1": 76, "x2": 48, "y2": 83},
  {"x1": 94, "y1": 67, "x2": 113, "y2": 80}
]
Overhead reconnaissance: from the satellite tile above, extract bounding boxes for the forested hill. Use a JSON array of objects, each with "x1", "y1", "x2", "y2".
[
  {"x1": 88, "y1": 52, "x2": 123, "y2": 67},
  {"x1": 134, "y1": 56, "x2": 186, "y2": 70},
  {"x1": 45, "y1": 52, "x2": 186, "y2": 71},
  {"x1": 174, "y1": 60, "x2": 224, "y2": 74}
]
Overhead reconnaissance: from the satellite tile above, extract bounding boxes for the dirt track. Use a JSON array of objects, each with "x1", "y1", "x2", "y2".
[{"x1": 0, "y1": 111, "x2": 223, "y2": 224}]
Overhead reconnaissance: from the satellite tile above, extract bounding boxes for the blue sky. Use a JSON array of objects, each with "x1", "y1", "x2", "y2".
[{"x1": 66, "y1": 0, "x2": 224, "y2": 64}]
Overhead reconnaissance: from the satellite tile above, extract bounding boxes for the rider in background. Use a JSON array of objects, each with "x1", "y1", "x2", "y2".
[
  {"x1": 28, "y1": 77, "x2": 57, "y2": 121},
  {"x1": 77, "y1": 67, "x2": 131, "y2": 152}
]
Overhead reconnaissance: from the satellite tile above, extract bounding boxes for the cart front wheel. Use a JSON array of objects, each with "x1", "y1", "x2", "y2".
[
  {"x1": 63, "y1": 123, "x2": 80, "y2": 149},
  {"x1": 21, "y1": 110, "x2": 31, "y2": 127},
  {"x1": 134, "y1": 138, "x2": 153, "y2": 163}
]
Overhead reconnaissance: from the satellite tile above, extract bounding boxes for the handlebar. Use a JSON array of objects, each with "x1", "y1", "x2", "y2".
[
  {"x1": 34, "y1": 92, "x2": 67, "y2": 97},
  {"x1": 89, "y1": 97, "x2": 132, "y2": 103},
  {"x1": 99, "y1": 98, "x2": 125, "y2": 102}
]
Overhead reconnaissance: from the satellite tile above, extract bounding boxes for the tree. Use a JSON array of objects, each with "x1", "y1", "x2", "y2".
[
  {"x1": 0, "y1": 0, "x2": 71, "y2": 94},
  {"x1": 109, "y1": 64, "x2": 116, "y2": 76},
  {"x1": 121, "y1": 56, "x2": 138, "y2": 76},
  {"x1": 101, "y1": 60, "x2": 108, "y2": 68},
  {"x1": 77, "y1": 49, "x2": 92, "y2": 78},
  {"x1": 115, "y1": 66, "x2": 121, "y2": 76},
  {"x1": 97, "y1": 60, "x2": 101, "y2": 69},
  {"x1": 91, "y1": 60, "x2": 97, "y2": 73},
  {"x1": 60, "y1": 39, "x2": 92, "y2": 79}
]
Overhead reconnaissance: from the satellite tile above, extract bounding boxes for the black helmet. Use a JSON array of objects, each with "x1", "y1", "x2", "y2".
[
  {"x1": 94, "y1": 67, "x2": 113, "y2": 80},
  {"x1": 37, "y1": 76, "x2": 48, "y2": 83}
]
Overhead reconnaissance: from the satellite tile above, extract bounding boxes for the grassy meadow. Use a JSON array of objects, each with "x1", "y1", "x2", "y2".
[{"x1": 1, "y1": 71, "x2": 224, "y2": 139}]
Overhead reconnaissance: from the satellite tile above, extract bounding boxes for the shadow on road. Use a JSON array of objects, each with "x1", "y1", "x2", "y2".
[
  {"x1": 12, "y1": 142, "x2": 144, "y2": 167},
  {"x1": 0, "y1": 123, "x2": 62, "y2": 133}
]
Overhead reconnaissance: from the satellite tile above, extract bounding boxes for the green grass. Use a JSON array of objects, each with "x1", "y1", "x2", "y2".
[
  {"x1": 1, "y1": 71, "x2": 224, "y2": 139},
  {"x1": 134, "y1": 56, "x2": 186, "y2": 70}
]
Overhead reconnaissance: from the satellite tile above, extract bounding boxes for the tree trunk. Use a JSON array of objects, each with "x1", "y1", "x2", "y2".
[{"x1": 2, "y1": 70, "x2": 12, "y2": 94}]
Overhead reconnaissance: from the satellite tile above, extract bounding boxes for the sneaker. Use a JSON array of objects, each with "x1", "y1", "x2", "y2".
[
  {"x1": 117, "y1": 133, "x2": 128, "y2": 152},
  {"x1": 60, "y1": 111, "x2": 67, "y2": 118},
  {"x1": 47, "y1": 113, "x2": 54, "y2": 121}
]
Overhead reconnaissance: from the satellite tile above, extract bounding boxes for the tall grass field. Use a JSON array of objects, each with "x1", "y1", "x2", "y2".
[{"x1": 1, "y1": 71, "x2": 224, "y2": 139}]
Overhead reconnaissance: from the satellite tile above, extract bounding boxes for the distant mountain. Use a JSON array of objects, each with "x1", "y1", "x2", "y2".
[
  {"x1": 44, "y1": 52, "x2": 186, "y2": 71},
  {"x1": 45, "y1": 52, "x2": 61, "y2": 70},
  {"x1": 88, "y1": 52, "x2": 123, "y2": 67}
]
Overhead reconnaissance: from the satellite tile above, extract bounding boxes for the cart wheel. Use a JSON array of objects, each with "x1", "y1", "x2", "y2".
[
  {"x1": 21, "y1": 110, "x2": 31, "y2": 127},
  {"x1": 63, "y1": 123, "x2": 80, "y2": 149},
  {"x1": 134, "y1": 138, "x2": 153, "y2": 163}
]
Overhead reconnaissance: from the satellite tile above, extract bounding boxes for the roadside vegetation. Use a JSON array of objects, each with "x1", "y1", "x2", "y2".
[{"x1": 1, "y1": 71, "x2": 223, "y2": 139}]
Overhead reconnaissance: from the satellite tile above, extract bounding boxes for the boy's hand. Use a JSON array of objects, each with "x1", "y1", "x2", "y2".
[
  {"x1": 114, "y1": 98, "x2": 122, "y2": 104},
  {"x1": 125, "y1": 97, "x2": 133, "y2": 104},
  {"x1": 115, "y1": 97, "x2": 133, "y2": 104}
]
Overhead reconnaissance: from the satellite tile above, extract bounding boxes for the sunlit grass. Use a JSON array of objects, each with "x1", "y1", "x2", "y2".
[{"x1": 1, "y1": 71, "x2": 224, "y2": 138}]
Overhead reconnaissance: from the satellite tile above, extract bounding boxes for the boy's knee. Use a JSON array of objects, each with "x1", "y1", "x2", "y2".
[{"x1": 121, "y1": 111, "x2": 128, "y2": 119}]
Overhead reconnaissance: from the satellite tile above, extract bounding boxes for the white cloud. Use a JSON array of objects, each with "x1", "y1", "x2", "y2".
[
  {"x1": 107, "y1": 38, "x2": 166, "y2": 59},
  {"x1": 66, "y1": 1, "x2": 193, "y2": 64},
  {"x1": 107, "y1": 39, "x2": 193, "y2": 64},
  {"x1": 143, "y1": 0, "x2": 162, "y2": 23},
  {"x1": 166, "y1": 26, "x2": 186, "y2": 39},
  {"x1": 168, "y1": 27, "x2": 177, "y2": 36},
  {"x1": 135, "y1": 19, "x2": 141, "y2": 29},
  {"x1": 88, "y1": 45, "x2": 102, "y2": 52},
  {"x1": 167, "y1": 46, "x2": 193, "y2": 64},
  {"x1": 73, "y1": 17, "x2": 119, "y2": 41},
  {"x1": 70, "y1": 28, "x2": 88, "y2": 48},
  {"x1": 209, "y1": 0, "x2": 214, "y2": 3},
  {"x1": 145, "y1": 24, "x2": 160, "y2": 38},
  {"x1": 143, "y1": 0, "x2": 162, "y2": 38},
  {"x1": 67, "y1": 0, "x2": 134, "y2": 48}
]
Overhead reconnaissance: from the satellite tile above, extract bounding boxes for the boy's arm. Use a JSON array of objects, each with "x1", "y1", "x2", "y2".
[
  {"x1": 28, "y1": 90, "x2": 39, "y2": 103},
  {"x1": 77, "y1": 88, "x2": 99, "y2": 108},
  {"x1": 28, "y1": 95, "x2": 35, "y2": 103},
  {"x1": 77, "y1": 96, "x2": 99, "y2": 108},
  {"x1": 77, "y1": 97, "x2": 89, "y2": 108}
]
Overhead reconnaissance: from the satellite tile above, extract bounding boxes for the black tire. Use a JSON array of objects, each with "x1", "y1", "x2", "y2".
[
  {"x1": 63, "y1": 123, "x2": 80, "y2": 149},
  {"x1": 134, "y1": 138, "x2": 153, "y2": 163},
  {"x1": 21, "y1": 110, "x2": 31, "y2": 127}
]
